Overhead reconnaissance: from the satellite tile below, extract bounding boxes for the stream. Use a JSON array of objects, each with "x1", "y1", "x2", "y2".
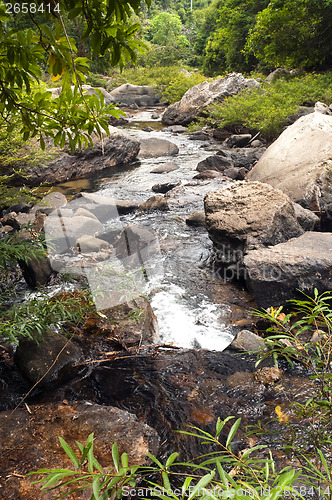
[
  {"x1": 0, "y1": 108, "x2": 320, "y2": 499},
  {"x1": 55, "y1": 109, "x2": 255, "y2": 351}
]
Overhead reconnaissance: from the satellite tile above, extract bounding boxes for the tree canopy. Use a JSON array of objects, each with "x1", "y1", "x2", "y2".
[{"x1": 0, "y1": 0, "x2": 150, "y2": 151}]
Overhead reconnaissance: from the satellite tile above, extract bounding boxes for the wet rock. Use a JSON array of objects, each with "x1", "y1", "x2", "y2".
[
  {"x1": 151, "y1": 112, "x2": 160, "y2": 120},
  {"x1": 76, "y1": 192, "x2": 139, "y2": 219},
  {"x1": 77, "y1": 235, "x2": 111, "y2": 253},
  {"x1": 212, "y1": 128, "x2": 230, "y2": 141},
  {"x1": 204, "y1": 181, "x2": 305, "y2": 268},
  {"x1": 247, "y1": 112, "x2": 332, "y2": 229},
  {"x1": 251, "y1": 139, "x2": 263, "y2": 148},
  {"x1": 139, "y1": 195, "x2": 169, "y2": 212},
  {"x1": 196, "y1": 154, "x2": 234, "y2": 172},
  {"x1": 193, "y1": 170, "x2": 225, "y2": 180},
  {"x1": 107, "y1": 114, "x2": 129, "y2": 126},
  {"x1": 0, "y1": 225, "x2": 14, "y2": 234},
  {"x1": 14, "y1": 331, "x2": 82, "y2": 386},
  {"x1": 139, "y1": 138, "x2": 179, "y2": 158},
  {"x1": 230, "y1": 330, "x2": 265, "y2": 352},
  {"x1": 83, "y1": 297, "x2": 158, "y2": 348},
  {"x1": 0, "y1": 402, "x2": 159, "y2": 499},
  {"x1": 243, "y1": 232, "x2": 332, "y2": 307},
  {"x1": 223, "y1": 134, "x2": 252, "y2": 148},
  {"x1": 152, "y1": 181, "x2": 181, "y2": 194},
  {"x1": 114, "y1": 224, "x2": 160, "y2": 261},
  {"x1": 1, "y1": 212, "x2": 21, "y2": 230},
  {"x1": 223, "y1": 167, "x2": 242, "y2": 180},
  {"x1": 226, "y1": 147, "x2": 266, "y2": 169},
  {"x1": 109, "y1": 83, "x2": 161, "y2": 107},
  {"x1": 166, "y1": 125, "x2": 187, "y2": 133},
  {"x1": 13, "y1": 128, "x2": 140, "y2": 186},
  {"x1": 142, "y1": 126, "x2": 154, "y2": 132},
  {"x1": 162, "y1": 73, "x2": 260, "y2": 126},
  {"x1": 254, "y1": 367, "x2": 283, "y2": 385},
  {"x1": 18, "y1": 254, "x2": 54, "y2": 289},
  {"x1": 188, "y1": 131, "x2": 211, "y2": 141},
  {"x1": 3, "y1": 202, "x2": 32, "y2": 214},
  {"x1": 293, "y1": 202, "x2": 319, "y2": 231},
  {"x1": 150, "y1": 162, "x2": 179, "y2": 174},
  {"x1": 186, "y1": 212, "x2": 206, "y2": 227}
]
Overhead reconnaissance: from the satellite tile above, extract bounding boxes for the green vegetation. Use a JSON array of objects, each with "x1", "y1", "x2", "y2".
[
  {"x1": 199, "y1": 73, "x2": 332, "y2": 140},
  {"x1": 30, "y1": 419, "x2": 303, "y2": 499},
  {"x1": 0, "y1": 289, "x2": 96, "y2": 343},
  {"x1": 0, "y1": 0, "x2": 151, "y2": 151},
  {"x1": 88, "y1": 66, "x2": 208, "y2": 104},
  {"x1": 0, "y1": 227, "x2": 46, "y2": 271},
  {"x1": 246, "y1": 0, "x2": 332, "y2": 71},
  {"x1": 194, "y1": 0, "x2": 332, "y2": 75},
  {"x1": 28, "y1": 290, "x2": 332, "y2": 499}
]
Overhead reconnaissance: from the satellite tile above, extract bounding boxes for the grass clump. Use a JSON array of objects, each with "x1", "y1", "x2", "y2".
[{"x1": 203, "y1": 72, "x2": 332, "y2": 140}]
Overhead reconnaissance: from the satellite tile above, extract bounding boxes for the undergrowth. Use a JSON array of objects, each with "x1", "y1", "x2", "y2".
[
  {"x1": 29, "y1": 290, "x2": 332, "y2": 499},
  {"x1": 200, "y1": 72, "x2": 332, "y2": 140}
]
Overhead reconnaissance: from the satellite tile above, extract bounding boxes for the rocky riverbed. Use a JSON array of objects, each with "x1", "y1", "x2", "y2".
[{"x1": 1, "y1": 73, "x2": 332, "y2": 498}]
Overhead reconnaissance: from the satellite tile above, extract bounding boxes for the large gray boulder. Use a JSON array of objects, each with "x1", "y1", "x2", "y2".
[
  {"x1": 109, "y1": 83, "x2": 161, "y2": 107},
  {"x1": 139, "y1": 138, "x2": 179, "y2": 158},
  {"x1": 204, "y1": 181, "x2": 305, "y2": 269},
  {"x1": 247, "y1": 112, "x2": 332, "y2": 229},
  {"x1": 13, "y1": 127, "x2": 140, "y2": 186},
  {"x1": 162, "y1": 73, "x2": 260, "y2": 126},
  {"x1": 243, "y1": 232, "x2": 332, "y2": 307}
]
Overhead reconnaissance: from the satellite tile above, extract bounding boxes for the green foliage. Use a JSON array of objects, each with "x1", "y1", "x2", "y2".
[
  {"x1": 0, "y1": 0, "x2": 151, "y2": 151},
  {"x1": 29, "y1": 288, "x2": 332, "y2": 499},
  {"x1": 245, "y1": 0, "x2": 332, "y2": 70},
  {"x1": 251, "y1": 289, "x2": 332, "y2": 498},
  {"x1": 0, "y1": 226, "x2": 47, "y2": 271},
  {"x1": 30, "y1": 434, "x2": 139, "y2": 499},
  {"x1": 202, "y1": 72, "x2": 332, "y2": 140},
  {"x1": 160, "y1": 71, "x2": 208, "y2": 103},
  {"x1": 30, "y1": 418, "x2": 303, "y2": 499},
  {"x1": 140, "y1": 12, "x2": 190, "y2": 66},
  {"x1": 196, "y1": 0, "x2": 269, "y2": 75},
  {"x1": 0, "y1": 289, "x2": 96, "y2": 343}
]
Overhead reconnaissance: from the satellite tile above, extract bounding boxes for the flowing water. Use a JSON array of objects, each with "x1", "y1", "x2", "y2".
[{"x1": 57, "y1": 110, "x2": 254, "y2": 351}]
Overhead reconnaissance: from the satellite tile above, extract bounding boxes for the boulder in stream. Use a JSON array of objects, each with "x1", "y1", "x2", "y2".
[
  {"x1": 12, "y1": 128, "x2": 140, "y2": 186},
  {"x1": 243, "y1": 232, "x2": 332, "y2": 307},
  {"x1": 204, "y1": 181, "x2": 305, "y2": 268},
  {"x1": 139, "y1": 138, "x2": 179, "y2": 158},
  {"x1": 109, "y1": 83, "x2": 161, "y2": 107},
  {"x1": 83, "y1": 297, "x2": 158, "y2": 348},
  {"x1": 139, "y1": 195, "x2": 169, "y2": 212},
  {"x1": 162, "y1": 73, "x2": 260, "y2": 126},
  {"x1": 150, "y1": 162, "x2": 179, "y2": 174},
  {"x1": 196, "y1": 154, "x2": 234, "y2": 172}
]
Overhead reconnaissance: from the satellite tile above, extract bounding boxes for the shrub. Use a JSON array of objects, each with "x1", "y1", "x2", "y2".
[
  {"x1": 203, "y1": 72, "x2": 332, "y2": 140},
  {"x1": 29, "y1": 289, "x2": 332, "y2": 499}
]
